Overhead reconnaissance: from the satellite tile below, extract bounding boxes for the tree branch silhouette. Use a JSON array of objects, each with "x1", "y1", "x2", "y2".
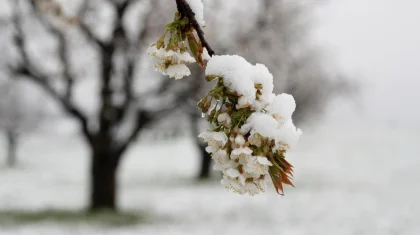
[{"x1": 175, "y1": 0, "x2": 215, "y2": 56}]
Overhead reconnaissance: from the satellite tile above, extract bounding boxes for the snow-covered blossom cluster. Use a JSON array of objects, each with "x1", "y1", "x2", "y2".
[
  {"x1": 198, "y1": 55, "x2": 302, "y2": 195},
  {"x1": 147, "y1": 4, "x2": 208, "y2": 79},
  {"x1": 147, "y1": 0, "x2": 302, "y2": 196}
]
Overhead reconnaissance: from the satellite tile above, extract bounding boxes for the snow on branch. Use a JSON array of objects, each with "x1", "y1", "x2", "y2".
[
  {"x1": 147, "y1": 0, "x2": 302, "y2": 196},
  {"x1": 175, "y1": 0, "x2": 214, "y2": 56}
]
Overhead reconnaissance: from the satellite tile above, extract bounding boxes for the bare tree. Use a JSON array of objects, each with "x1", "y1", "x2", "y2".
[
  {"x1": 0, "y1": 0, "x2": 199, "y2": 211},
  {"x1": 0, "y1": 77, "x2": 46, "y2": 167}
]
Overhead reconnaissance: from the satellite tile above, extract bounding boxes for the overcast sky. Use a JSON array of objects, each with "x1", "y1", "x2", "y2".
[{"x1": 315, "y1": 0, "x2": 420, "y2": 125}]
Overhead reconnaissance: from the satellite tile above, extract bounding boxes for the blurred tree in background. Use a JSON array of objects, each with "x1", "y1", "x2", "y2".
[
  {"x1": 0, "y1": 0, "x2": 198, "y2": 211},
  {"x1": 0, "y1": 0, "x2": 355, "y2": 212},
  {"x1": 0, "y1": 78, "x2": 46, "y2": 167},
  {"x1": 0, "y1": 19, "x2": 47, "y2": 167}
]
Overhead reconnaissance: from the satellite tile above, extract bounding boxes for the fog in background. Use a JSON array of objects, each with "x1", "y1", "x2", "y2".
[{"x1": 315, "y1": 0, "x2": 420, "y2": 126}]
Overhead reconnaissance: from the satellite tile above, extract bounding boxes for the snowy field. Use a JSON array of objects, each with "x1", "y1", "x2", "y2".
[{"x1": 0, "y1": 123, "x2": 420, "y2": 235}]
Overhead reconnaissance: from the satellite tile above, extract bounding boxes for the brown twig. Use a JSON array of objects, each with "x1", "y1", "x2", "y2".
[{"x1": 175, "y1": 0, "x2": 215, "y2": 56}]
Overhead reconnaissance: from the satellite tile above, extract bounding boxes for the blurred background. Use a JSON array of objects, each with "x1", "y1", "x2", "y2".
[{"x1": 0, "y1": 0, "x2": 419, "y2": 234}]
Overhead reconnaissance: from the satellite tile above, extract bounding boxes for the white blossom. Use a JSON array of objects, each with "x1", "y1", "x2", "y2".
[
  {"x1": 248, "y1": 132, "x2": 263, "y2": 147},
  {"x1": 147, "y1": 45, "x2": 195, "y2": 79},
  {"x1": 212, "y1": 149, "x2": 238, "y2": 171},
  {"x1": 166, "y1": 64, "x2": 191, "y2": 79},
  {"x1": 221, "y1": 176, "x2": 262, "y2": 196},
  {"x1": 234, "y1": 135, "x2": 246, "y2": 146},
  {"x1": 217, "y1": 113, "x2": 231, "y2": 127},
  {"x1": 243, "y1": 156, "x2": 271, "y2": 176},
  {"x1": 254, "y1": 177, "x2": 269, "y2": 191},
  {"x1": 213, "y1": 159, "x2": 238, "y2": 171},
  {"x1": 225, "y1": 168, "x2": 241, "y2": 178},
  {"x1": 221, "y1": 177, "x2": 243, "y2": 193},
  {"x1": 198, "y1": 131, "x2": 228, "y2": 154},
  {"x1": 231, "y1": 147, "x2": 253, "y2": 162},
  {"x1": 242, "y1": 182, "x2": 261, "y2": 196},
  {"x1": 236, "y1": 96, "x2": 251, "y2": 109}
]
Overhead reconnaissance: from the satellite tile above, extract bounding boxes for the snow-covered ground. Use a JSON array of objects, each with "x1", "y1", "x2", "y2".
[{"x1": 0, "y1": 123, "x2": 420, "y2": 235}]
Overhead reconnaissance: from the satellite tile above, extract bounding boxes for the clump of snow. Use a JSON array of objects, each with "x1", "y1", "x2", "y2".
[
  {"x1": 242, "y1": 111, "x2": 302, "y2": 151},
  {"x1": 267, "y1": 94, "x2": 296, "y2": 123},
  {"x1": 205, "y1": 55, "x2": 278, "y2": 110},
  {"x1": 186, "y1": 0, "x2": 205, "y2": 26},
  {"x1": 205, "y1": 55, "x2": 256, "y2": 102},
  {"x1": 250, "y1": 63, "x2": 275, "y2": 103},
  {"x1": 240, "y1": 112, "x2": 280, "y2": 139}
]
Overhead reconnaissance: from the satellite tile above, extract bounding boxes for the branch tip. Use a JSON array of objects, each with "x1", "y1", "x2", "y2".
[{"x1": 175, "y1": 0, "x2": 215, "y2": 56}]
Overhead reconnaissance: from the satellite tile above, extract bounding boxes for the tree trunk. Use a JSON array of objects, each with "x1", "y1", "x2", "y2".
[
  {"x1": 190, "y1": 114, "x2": 213, "y2": 180},
  {"x1": 198, "y1": 143, "x2": 212, "y2": 180},
  {"x1": 90, "y1": 151, "x2": 119, "y2": 211},
  {"x1": 6, "y1": 131, "x2": 18, "y2": 167}
]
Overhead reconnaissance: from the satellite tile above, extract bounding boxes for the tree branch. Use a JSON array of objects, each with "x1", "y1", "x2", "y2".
[
  {"x1": 111, "y1": 0, "x2": 213, "y2": 160},
  {"x1": 11, "y1": 0, "x2": 93, "y2": 144},
  {"x1": 29, "y1": 0, "x2": 75, "y2": 101},
  {"x1": 97, "y1": 0, "x2": 134, "y2": 134},
  {"x1": 116, "y1": 0, "x2": 158, "y2": 120},
  {"x1": 114, "y1": 70, "x2": 203, "y2": 159},
  {"x1": 175, "y1": 0, "x2": 215, "y2": 56},
  {"x1": 103, "y1": 0, "x2": 153, "y2": 126},
  {"x1": 113, "y1": 109, "x2": 150, "y2": 158},
  {"x1": 76, "y1": 0, "x2": 107, "y2": 49}
]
